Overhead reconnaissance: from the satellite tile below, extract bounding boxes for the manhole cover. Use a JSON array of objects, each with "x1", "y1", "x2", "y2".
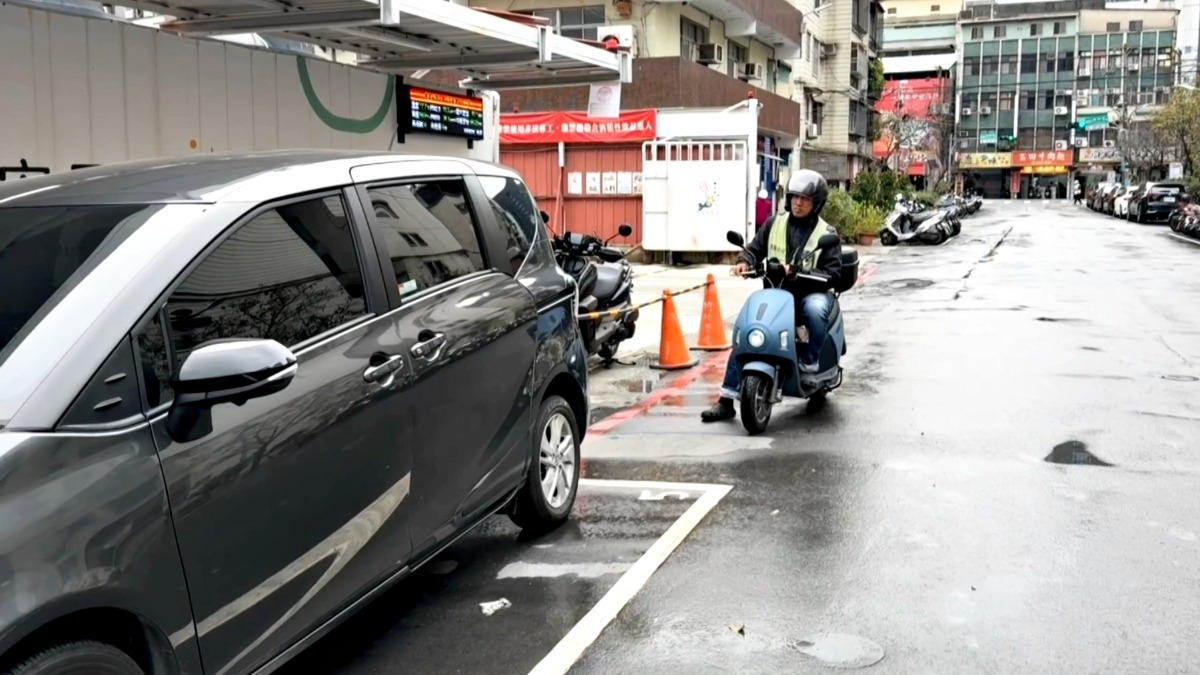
[
  {"x1": 1162, "y1": 374, "x2": 1199, "y2": 382},
  {"x1": 890, "y1": 279, "x2": 934, "y2": 289}
]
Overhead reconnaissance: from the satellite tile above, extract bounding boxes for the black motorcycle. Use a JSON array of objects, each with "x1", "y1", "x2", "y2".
[{"x1": 551, "y1": 222, "x2": 638, "y2": 365}]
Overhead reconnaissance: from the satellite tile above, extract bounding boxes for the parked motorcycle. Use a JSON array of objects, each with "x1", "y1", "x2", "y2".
[
  {"x1": 882, "y1": 195, "x2": 956, "y2": 246},
  {"x1": 551, "y1": 220, "x2": 638, "y2": 365},
  {"x1": 723, "y1": 229, "x2": 860, "y2": 435}
]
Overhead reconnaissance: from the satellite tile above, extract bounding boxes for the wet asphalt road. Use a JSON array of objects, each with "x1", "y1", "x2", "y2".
[{"x1": 282, "y1": 201, "x2": 1200, "y2": 674}]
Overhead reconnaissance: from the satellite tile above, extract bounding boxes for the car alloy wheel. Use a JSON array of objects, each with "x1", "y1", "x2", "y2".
[{"x1": 539, "y1": 411, "x2": 575, "y2": 509}]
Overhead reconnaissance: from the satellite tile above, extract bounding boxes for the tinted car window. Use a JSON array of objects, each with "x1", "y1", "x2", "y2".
[
  {"x1": 0, "y1": 205, "x2": 152, "y2": 365},
  {"x1": 367, "y1": 180, "x2": 486, "y2": 297},
  {"x1": 137, "y1": 195, "x2": 367, "y2": 407},
  {"x1": 478, "y1": 175, "x2": 541, "y2": 272}
]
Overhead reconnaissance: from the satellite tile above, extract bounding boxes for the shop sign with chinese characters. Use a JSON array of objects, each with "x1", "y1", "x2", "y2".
[
  {"x1": 1020, "y1": 165, "x2": 1069, "y2": 175},
  {"x1": 499, "y1": 110, "x2": 657, "y2": 144},
  {"x1": 957, "y1": 152, "x2": 1012, "y2": 169},
  {"x1": 1078, "y1": 147, "x2": 1122, "y2": 163},
  {"x1": 1012, "y1": 150, "x2": 1072, "y2": 166}
]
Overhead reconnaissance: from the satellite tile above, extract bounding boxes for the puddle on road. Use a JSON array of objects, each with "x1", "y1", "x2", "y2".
[
  {"x1": 790, "y1": 633, "x2": 885, "y2": 669},
  {"x1": 1162, "y1": 374, "x2": 1199, "y2": 382},
  {"x1": 1044, "y1": 440, "x2": 1114, "y2": 467},
  {"x1": 890, "y1": 278, "x2": 935, "y2": 290}
]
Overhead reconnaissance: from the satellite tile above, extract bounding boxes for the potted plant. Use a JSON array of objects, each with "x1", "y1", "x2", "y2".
[{"x1": 851, "y1": 202, "x2": 884, "y2": 246}]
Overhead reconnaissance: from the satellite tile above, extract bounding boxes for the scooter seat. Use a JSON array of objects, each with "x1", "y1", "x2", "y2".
[
  {"x1": 909, "y1": 210, "x2": 939, "y2": 224},
  {"x1": 593, "y1": 264, "x2": 624, "y2": 302}
]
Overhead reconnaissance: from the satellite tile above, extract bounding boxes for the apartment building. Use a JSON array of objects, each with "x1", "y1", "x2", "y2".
[
  {"x1": 955, "y1": 0, "x2": 1177, "y2": 197},
  {"x1": 881, "y1": 0, "x2": 960, "y2": 58},
  {"x1": 472, "y1": 0, "x2": 805, "y2": 147},
  {"x1": 792, "y1": 0, "x2": 886, "y2": 183}
]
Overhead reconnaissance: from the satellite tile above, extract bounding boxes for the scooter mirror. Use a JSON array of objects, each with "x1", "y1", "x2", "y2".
[
  {"x1": 539, "y1": 210, "x2": 551, "y2": 224},
  {"x1": 618, "y1": 223, "x2": 633, "y2": 237},
  {"x1": 726, "y1": 231, "x2": 745, "y2": 247},
  {"x1": 817, "y1": 233, "x2": 841, "y2": 249}
]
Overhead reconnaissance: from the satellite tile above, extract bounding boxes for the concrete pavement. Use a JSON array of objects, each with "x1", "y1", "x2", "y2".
[{"x1": 280, "y1": 200, "x2": 1200, "y2": 674}]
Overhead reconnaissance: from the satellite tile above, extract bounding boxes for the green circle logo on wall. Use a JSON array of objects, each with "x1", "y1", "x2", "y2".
[{"x1": 296, "y1": 56, "x2": 394, "y2": 134}]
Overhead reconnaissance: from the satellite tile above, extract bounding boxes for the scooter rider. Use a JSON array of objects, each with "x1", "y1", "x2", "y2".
[{"x1": 701, "y1": 169, "x2": 844, "y2": 422}]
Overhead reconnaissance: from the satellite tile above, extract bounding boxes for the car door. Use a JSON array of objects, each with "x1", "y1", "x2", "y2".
[
  {"x1": 355, "y1": 169, "x2": 537, "y2": 559},
  {"x1": 134, "y1": 190, "x2": 419, "y2": 675}
]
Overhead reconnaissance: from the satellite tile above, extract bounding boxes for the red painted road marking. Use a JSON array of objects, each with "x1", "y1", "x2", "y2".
[{"x1": 586, "y1": 260, "x2": 884, "y2": 437}]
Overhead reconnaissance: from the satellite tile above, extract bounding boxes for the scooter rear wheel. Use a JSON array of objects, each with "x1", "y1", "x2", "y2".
[{"x1": 740, "y1": 372, "x2": 774, "y2": 435}]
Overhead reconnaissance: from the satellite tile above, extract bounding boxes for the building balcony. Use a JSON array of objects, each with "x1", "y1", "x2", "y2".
[
  {"x1": 657, "y1": 0, "x2": 804, "y2": 57},
  {"x1": 497, "y1": 57, "x2": 802, "y2": 138}
]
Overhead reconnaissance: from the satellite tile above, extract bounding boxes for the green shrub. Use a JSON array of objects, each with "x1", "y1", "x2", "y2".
[
  {"x1": 911, "y1": 190, "x2": 939, "y2": 207},
  {"x1": 823, "y1": 189, "x2": 858, "y2": 239},
  {"x1": 852, "y1": 202, "x2": 885, "y2": 236},
  {"x1": 851, "y1": 170, "x2": 912, "y2": 212}
]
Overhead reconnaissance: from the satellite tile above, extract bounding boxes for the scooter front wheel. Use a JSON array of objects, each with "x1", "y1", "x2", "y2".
[
  {"x1": 740, "y1": 372, "x2": 774, "y2": 435},
  {"x1": 880, "y1": 230, "x2": 898, "y2": 246}
]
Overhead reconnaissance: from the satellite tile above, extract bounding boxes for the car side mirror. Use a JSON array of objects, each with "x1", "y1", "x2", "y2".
[
  {"x1": 726, "y1": 230, "x2": 745, "y2": 247},
  {"x1": 618, "y1": 223, "x2": 633, "y2": 237},
  {"x1": 818, "y1": 233, "x2": 842, "y2": 249},
  {"x1": 166, "y1": 338, "x2": 298, "y2": 443},
  {"x1": 539, "y1": 210, "x2": 550, "y2": 225}
]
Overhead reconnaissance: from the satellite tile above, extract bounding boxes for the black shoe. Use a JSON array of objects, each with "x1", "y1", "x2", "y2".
[{"x1": 701, "y1": 397, "x2": 736, "y2": 422}]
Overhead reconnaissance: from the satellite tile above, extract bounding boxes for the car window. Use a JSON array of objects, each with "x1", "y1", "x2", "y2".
[
  {"x1": 366, "y1": 179, "x2": 486, "y2": 298},
  {"x1": 0, "y1": 204, "x2": 155, "y2": 367},
  {"x1": 477, "y1": 175, "x2": 541, "y2": 272},
  {"x1": 136, "y1": 194, "x2": 368, "y2": 408}
]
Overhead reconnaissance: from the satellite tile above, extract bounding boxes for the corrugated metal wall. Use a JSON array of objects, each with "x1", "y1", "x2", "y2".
[
  {"x1": 501, "y1": 144, "x2": 643, "y2": 244},
  {"x1": 0, "y1": 5, "x2": 497, "y2": 175}
]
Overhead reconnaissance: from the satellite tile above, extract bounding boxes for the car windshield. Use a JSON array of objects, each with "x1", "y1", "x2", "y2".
[{"x1": 0, "y1": 204, "x2": 155, "y2": 368}]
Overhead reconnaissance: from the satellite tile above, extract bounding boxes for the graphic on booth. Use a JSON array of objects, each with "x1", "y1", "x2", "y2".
[
  {"x1": 698, "y1": 182, "x2": 718, "y2": 213},
  {"x1": 872, "y1": 78, "x2": 946, "y2": 177}
]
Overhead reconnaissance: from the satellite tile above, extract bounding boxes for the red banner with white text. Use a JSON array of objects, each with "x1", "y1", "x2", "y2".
[{"x1": 500, "y1": 110, "x2": 658, "y2": 144}]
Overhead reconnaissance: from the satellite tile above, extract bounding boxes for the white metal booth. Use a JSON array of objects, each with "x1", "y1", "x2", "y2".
[{"x1": 640, "y1": 100, "x2": 761, "y2": 255}]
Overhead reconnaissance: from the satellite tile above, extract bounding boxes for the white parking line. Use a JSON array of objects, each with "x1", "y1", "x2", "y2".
[{"x1": 526, "y1": 479, "x2": 733, "y2": 675}]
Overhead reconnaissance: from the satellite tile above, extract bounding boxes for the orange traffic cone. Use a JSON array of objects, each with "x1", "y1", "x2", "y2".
[
  {"x1": 650, "y1": 290, "x2": 700, "y2": 370},
  {"x1": 694, "y1": 274, "x2": 731, "y2": 350}
]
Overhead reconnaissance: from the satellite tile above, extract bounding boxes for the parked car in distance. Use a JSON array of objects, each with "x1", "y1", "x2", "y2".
[
  {"x1": 1128, "y1": 181, "x2": 1187, "y2": 223},
  {"x1": 1089, "y1": 182, "x2": 1115, "y2": 211},
  {"x1": 1114, "y1": 184, "x2": 1138, "y2": 218},
  {"x1": 0, "y1": 151, "x2": 588, "y2": 675}
]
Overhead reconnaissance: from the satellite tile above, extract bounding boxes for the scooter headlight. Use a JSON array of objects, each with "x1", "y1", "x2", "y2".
[{"x1": 747, "y1": 328, "x2": 766, "y2": 349}]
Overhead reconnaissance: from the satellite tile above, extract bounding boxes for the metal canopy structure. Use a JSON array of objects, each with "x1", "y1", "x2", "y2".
[{"x1": 136, "y1": 0, "x2": 632, "y2": 89}]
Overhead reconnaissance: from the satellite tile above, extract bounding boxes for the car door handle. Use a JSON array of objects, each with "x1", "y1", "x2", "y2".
[
  {"x1": 411, "y1": 331, "x2": 446, "y2": 359},
  {"x1": 363, "y1": 355, "x2": 404, "y2": 383}
]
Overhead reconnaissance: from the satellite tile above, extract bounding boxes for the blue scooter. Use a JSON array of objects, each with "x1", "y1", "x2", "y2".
[{"x1": 724, "y1": 230, "x2": 859, "y2": 435}]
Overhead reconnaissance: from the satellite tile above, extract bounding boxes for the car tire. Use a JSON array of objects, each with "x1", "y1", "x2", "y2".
[
  {"x1": 4, "y1": 641, "x2": 143, "y2": 675},
  {"x1": 509, "y1": 395, "x2": 580, "y2": 531}
]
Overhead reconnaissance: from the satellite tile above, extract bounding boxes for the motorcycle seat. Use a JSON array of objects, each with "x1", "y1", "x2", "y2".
[
  {"x1": 909, "y1": 210, "x2": 939, "y2": 224},
  {"x1": 593, "y1": 264, "x2": 624, "y2": 301}
]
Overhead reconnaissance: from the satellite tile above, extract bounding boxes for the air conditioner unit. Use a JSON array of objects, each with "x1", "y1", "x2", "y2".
[
  {"x1": 594, "y1": 25, "x2": 635, "y2": 49},
  {"x1": 1074, "y1": 138, "x2": 1089, "y2": 147},
  {"x1": 820, "y1": 43, "x2": 838, "y2": 59},
  {"x1": 1054, "y1": 106, "x2": 1069, "y2": 115},
  {"x1": 1128, "y1": 62, "x2": 1140, "y2": 71},
  {"x1": 1078, "y1": 65, "x2": 1092, "y2": 77},
  {"x1": 1054, "y1": 140, "x2": 1069, "y2": 150},
  {"x1": 1076, "y1": 95, "x2": 1089, "y2": 106},
  {"x1": 739, "y1": 62, "x2": 764, "y2": 81},
  {"x1": 695, "y1": 43, "x2": 724, "y2": 65},
  {"x1": 958, "y1": 130, "x2": 970, "y2": 138},
  {"x1": 979, "y1": 106, "x2": 992, "y2": 115},
  {"x1": 959, "y1": 139, "x2": 970, "y2": 148},
  {"x1": 806, "y1": 123, "x2": 820, "y2": 139},
  {"x1": 962, "y1": 107, "x2": 973, "y2": 115},
  {"x1": 1103, "y1": 139, "x2": 1117, "y2": 148}
]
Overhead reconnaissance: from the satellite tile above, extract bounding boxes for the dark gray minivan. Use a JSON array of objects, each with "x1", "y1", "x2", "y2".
[{"x1": 0, "y1": 151, "x2": 589, "y2": 675}]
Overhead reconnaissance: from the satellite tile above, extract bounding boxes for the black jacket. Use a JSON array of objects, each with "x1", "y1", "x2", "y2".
[{"x1": 738, "y1": 214, "x2": 843, "y2": 296}]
